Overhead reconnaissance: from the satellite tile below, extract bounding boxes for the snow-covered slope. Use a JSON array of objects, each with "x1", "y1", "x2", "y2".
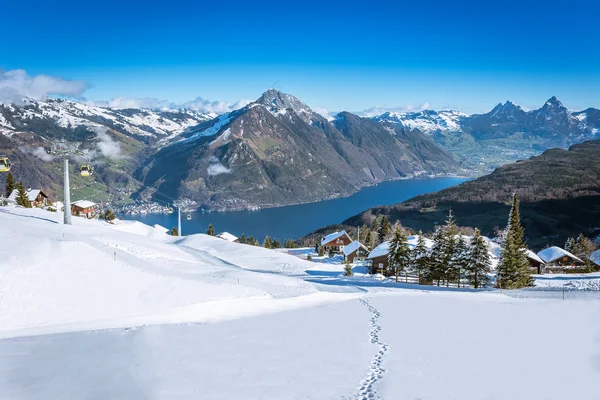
[
  {"x1": 0, "y1": 97, "x2": 214, "y2": 140},
  {"x1": 374, "y1": 109, "x2": 468, "y2": 135}
]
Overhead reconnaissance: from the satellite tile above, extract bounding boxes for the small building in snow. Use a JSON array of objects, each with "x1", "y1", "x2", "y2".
[
  {"x1": 367, "y1": 241, "x2": 392, "y2": 275},
  {"x1": 537, "y1": 246, "x2": 584, "y2": 267},
  {"x1": 525, "y1": 250, "x2": 545, "y2": 274},
  {"x1": 343, "y1": 240, "x2": 370, "y2": 263},
  {"x1": 50, "y1": 201, "x2": 65, "y2": 212},
  {"x1": 217, "y1": 232, "x2": 239, "y2": 242},
  {"x1": 8, "y1": 188, "x2": 50, "y2": 208},
  {"x1": 71, "y1": 200, "x2": 97, "y2": 219},
  {"x1": 321, "y1": 230, "x2": 353, "y2": 253}
]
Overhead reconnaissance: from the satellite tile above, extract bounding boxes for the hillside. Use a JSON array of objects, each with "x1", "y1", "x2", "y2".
[
  {"x1": 136, "y1": 90, "x2": 459, "y2": 210},
  {"x1": 1, "y1": 206, "x2": 599, "y2": 400},
  {"x1": 319, "y1": 140, "x2": 600, "y2": 248}
]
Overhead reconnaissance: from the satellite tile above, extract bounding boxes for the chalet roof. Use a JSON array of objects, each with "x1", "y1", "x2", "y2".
[
  {"x1": 525, "y1": 249, "x2": 545, "y2": 264},
  {"x1": 321, "y1": 230, "x2": 351, "y2": 246},
  {"x1": 537, "y1": 246, "x2": 583, "y2": 264},
  {"x1": 217, "y1": 232, "x2": 238, "y2": 242},
  {"x1": 8, "y1": 188, "x2": 46, "y2": 203},
  {"x1": 71, "y1": 200, "x2": 97, "y2": 209},
  {"x1": 368, "y1": 242, "x2": 391, "y2": 259},
  {"x1": 343, "y1": 240, "x2": 368, "y2": 256}
]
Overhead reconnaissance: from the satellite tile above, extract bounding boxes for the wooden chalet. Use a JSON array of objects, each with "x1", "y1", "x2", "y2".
[
  {"x1": 343, "y1": 240, "x2": 370, "y2": 263},
  {"x1": 321, "y1": 230, "x2": 353, "y2": 253},
  {"x1": 8, "y1": 188, "x2": 50, "y2": 208},
  {"x1": 367, "y1": 241, "x2": 391, "y2": 275},
  {"x1": 537, "y1": 246, "x2": 584, "y2": 267},
  {"x1": 71, "y1": 200, "x2": 98, "y2": 219},
  {"x1": 525, "y1": 250, "x2": 545, "y2": 274}
]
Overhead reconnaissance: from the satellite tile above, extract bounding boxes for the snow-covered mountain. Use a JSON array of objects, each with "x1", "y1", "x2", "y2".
[
  {"x1": 374, "y1": 97, "x2": 600, "y2": 173},
  {"x1": 0, "y1": 97, "x2": 214, "y2": 140}
]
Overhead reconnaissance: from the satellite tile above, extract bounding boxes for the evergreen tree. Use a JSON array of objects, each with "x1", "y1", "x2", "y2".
[
  {"x1": 445, "y1": 208, "x2": 458, "y2": 237},
  {"x1": 104, "y1": 209, "x2": 116, "y2": 221},
  {"x1": 564, "y1": 237, "x2": 575, "y2": 253},
  {"x1": 15, "y1": 182, "x2": 31, "y2": 208},
  {"x1": 496, "y1": 193, "x2": 533, "y2": 289},
  {"x1": 307, "y1": 254, "x2": 312, "y2": 261},
  {"x1": 569, "y1": 233, "x2": 597, "y2": 272},
  {"x1": 170, "y1": 227, "x2": 179, "y2": 236},
  {"x1": 4, "y1": 172, "x2": 15, "y2": 198},
  {"x1": 263, "y1": 235, "x2": 273, "y2": 249},
  {"x1": 365, "y1": 229, "x2": 373, "y2": 249},
  {"x1": 206, "y1": 223, "x2": 215, "y2": 236},
  {"x1": 240, "y1": 233, "x2": 247, "y2": 244},
  {"x1": 247, "y1": 235, "x2": 254, "y2": 245},
  {"x1": 344, "y1": 260, "x2": 353, "y2": 276},
  {"x1": 429, "y1": 227, "x2": 447, "y2": 286},
  {"x1": 411, "y1": 231, "x2": 429, "y2": 284},
  {"x1": 360, "y1": 224, "x2": 369, "y2": 243},
  {"x1": 388, "y1": 226, "x2": 411, "y2": 282},
  {"x1": 466, "y1": 228, "x2": 491, "y2": 288},
  {"x1": 450, "y1": 236, "x2": 469, "y2": 287},
  {"x1": 318, "y1": 245, "x2": 325, "y2": 257},
  {"x1": 378, "y1": 216, "x2": 391, "y2": 244},
  {"x1": 272, "y1": 238, "x2": 281, "y2": 248},
  {"x1": 371, "y1": 217, "x2": 380, "y2": 244}
]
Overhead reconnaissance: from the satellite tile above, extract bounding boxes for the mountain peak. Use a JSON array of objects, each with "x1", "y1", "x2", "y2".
[
  {"x1": 254, "y1": 89, "x2": 317, "y2": 123},
  {"x1": 544, "y1": 96, "x2": 564, "y2": 108}
]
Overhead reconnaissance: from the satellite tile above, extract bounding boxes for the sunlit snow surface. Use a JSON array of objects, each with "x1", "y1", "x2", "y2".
[{"x1": 0, "y1": 207, "x2": 599, "y2": 400}]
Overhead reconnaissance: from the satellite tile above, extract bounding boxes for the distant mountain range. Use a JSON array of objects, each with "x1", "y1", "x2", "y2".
[
  {"x1": 1, "y1": 91, "x2": 599, "y2": 210},
  {"x1": 375, "y1": 96, "x2": 600, "y2": 172}
]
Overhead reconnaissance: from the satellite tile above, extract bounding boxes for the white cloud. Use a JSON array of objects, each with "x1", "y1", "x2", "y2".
[
  {"x1": 207, "y1": 156, "x2": 231, "y2": 176},
  {"x1": 95, "y1": 129, "x2": 122, "y2": 160},
  {"x1": 0, "y1": 69, "x2": 88, "y2": 104},
  {"x1": 357, "y1": 102, "x2": 431, "y2": 117},
  {"x1": 19, "y1": 146, "x2": 55, "y2": 162},
  {"x1": 312, "y1": 107, "x2": 330, "y2": 118},
  {"x1": 87, "y1": 95, "x2": 252, "y2": 115}
]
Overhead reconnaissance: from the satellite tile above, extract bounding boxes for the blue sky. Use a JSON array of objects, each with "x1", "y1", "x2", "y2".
[{"x1": 1, "y1": 0, "x2": 599, "y2": 114}]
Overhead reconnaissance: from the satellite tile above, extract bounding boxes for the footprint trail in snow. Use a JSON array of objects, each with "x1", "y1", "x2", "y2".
[{"x1": 356, "y1": 298, "x2": 390, "y2": 399}]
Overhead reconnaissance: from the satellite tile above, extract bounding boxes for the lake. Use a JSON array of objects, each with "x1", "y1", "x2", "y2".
[{"x1": 123, "y1": 177, "x2": 468, "y2": 241}]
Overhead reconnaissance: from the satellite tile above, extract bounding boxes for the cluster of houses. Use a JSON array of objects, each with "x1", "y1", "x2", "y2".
[
  {"x1": 318, "y1": 229, "x2": 594, "y2": 275},
  {"x1": 3, "y1": 187, "x2": 99, "y2": 219}
]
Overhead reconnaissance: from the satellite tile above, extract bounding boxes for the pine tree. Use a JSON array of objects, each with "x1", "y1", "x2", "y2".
[
  {"x1": 371, "y1": 217, "x2": 380, "y2": 244},
  {"x1": 570, "y1": 233, "x2": 596, "y2": 272},
  {"x1": 263, "y1": 235, "x2": 273, "y2": 249},
  {"x1": 429, "y1": 227, "x2": 448, "y2": 286},
  {"x1": 496, "y1": 193, "x2": 533, "y2": 289},
  {"x1": 360, "y1": 224, "x2": 369, "y2": 243},
  {"x1": 104, "y1": 209, "x2": 116, "y2": 221},
  {"x1": 170, "y1": 227, "x2": 179, "y2": 236},
  {"x1": 378, "y1": 216, "x2": 391, "y2": 244},
  {"x1": 314, "y1": 242, "x2": 319, "y2": 254},
  {"x1": 445, "y1": 208, "x2": 458, "y2": 237},
  {"x1": 388, "y1": 226, "x2": 410, "y2": 282},
  {"x1": 365, "y1": 229, "x2": 373, "y2": 249},
  {"x1": 450, "y1": 236, "x2": 469, "y2": 287},
  {"x1": 564, "y1": 237, "x2": 575, "y2": 253},
  {"x1": 344, "y1": 260, "x2": 353, "y2": 276},
  {"x1": 206, "y1": 223, "x2": 215, "y2": 236},
  {"x1": 466, "y1": 228, "x2": 491, "y2": 288},
  {"x1": 411, "y1": 231, "x2": 429, "y2": 284},
  {"x1": 307, "y1": 254, "x2": 312, "y2": 261},
  {"x1": 15, "y1": 182, "x2": 31, "y2": 208},
  {"x1": 272, "y1": 238, "x2": 281, "y2": 248},
  {"x1": 4, "y1": 172, "x2": 15, "y2": 198},
  {"x1": 240, "y1": 233, "x2": 247, "y2": 244},
  {"x1": 319, "y1": 245, "x2": 325, "y2": 257}
]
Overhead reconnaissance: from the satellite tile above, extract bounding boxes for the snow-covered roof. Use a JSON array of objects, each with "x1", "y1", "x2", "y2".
[
  {"x1": 537, "y1": 246, "x2": 583, "y2": 264},
  {"x1": 368, "y1": 242, "x2": 391, "y2": 259},
  {"x1": 590, "y1": 249, "x2": 600, "y2": 266},
  {"x1": 8, "y1": 189, "x2": 45, "y2": 203},
  {"x1": 321, "y1": 230, "x2": 351, "y2": 246},
  {"x1": 71, "y1": 200, "x2": 97, "y2": 209},
  {"x1": 343, "y1": 240, "x2": 368, "y2": 256},
  {"x1": 217, "y1": 232, "x2": 239, "y2": 242},
  {"x1": 407, "y1": 235, "x2": 434, "y2": 250},
  {"x1": 525, "y1": 250, "x2": 544, "y2": 264}
]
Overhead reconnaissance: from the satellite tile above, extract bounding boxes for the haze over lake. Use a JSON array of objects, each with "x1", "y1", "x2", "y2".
[{"x1": 124, "y1": 178, "x2": 469, "y2": 241}]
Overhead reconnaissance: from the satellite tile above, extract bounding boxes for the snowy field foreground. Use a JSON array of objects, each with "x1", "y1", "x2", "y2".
[{"x1": 1, "y1": 207, "x2": 600, "y2": 399}]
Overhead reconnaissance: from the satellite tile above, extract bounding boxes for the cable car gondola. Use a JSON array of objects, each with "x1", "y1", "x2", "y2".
[
  {"x1": 80, "y1": 165, "x2": 93, "y2": 177},
  {"x1": 186, "y1": 214, "x2": 192, "y2": 221},
  {"x1": 0, "y1": 156, "x2": 12, "y2": 173}
]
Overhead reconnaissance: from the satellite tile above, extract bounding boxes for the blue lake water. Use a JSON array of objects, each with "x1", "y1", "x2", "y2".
[{"x1": 123, "y1": 178, "x2": 468, "y2": 241}]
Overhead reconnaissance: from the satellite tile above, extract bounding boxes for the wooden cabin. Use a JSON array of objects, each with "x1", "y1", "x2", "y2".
[
  {"x1": 525, "y1": 250, "x2": 546, "y2": 274},
  {"x1": 343, "y1": 240, "x2": 370, "y2": 263},
  {"x1": 8, "y1": 188, "x2": 50, "y2": 208},
  {"x1": 537, "y1": 246, "x2": 584, "y2": 267},
  {"x1": 321, "y1": 230, "x2": 353, "y2": 254},
  {"x1": 71, "y1": 200, "x2": 97, "y2": 219},
  {"x1": 367, "y1": 242, "x2": 391, "y2": 275}
]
